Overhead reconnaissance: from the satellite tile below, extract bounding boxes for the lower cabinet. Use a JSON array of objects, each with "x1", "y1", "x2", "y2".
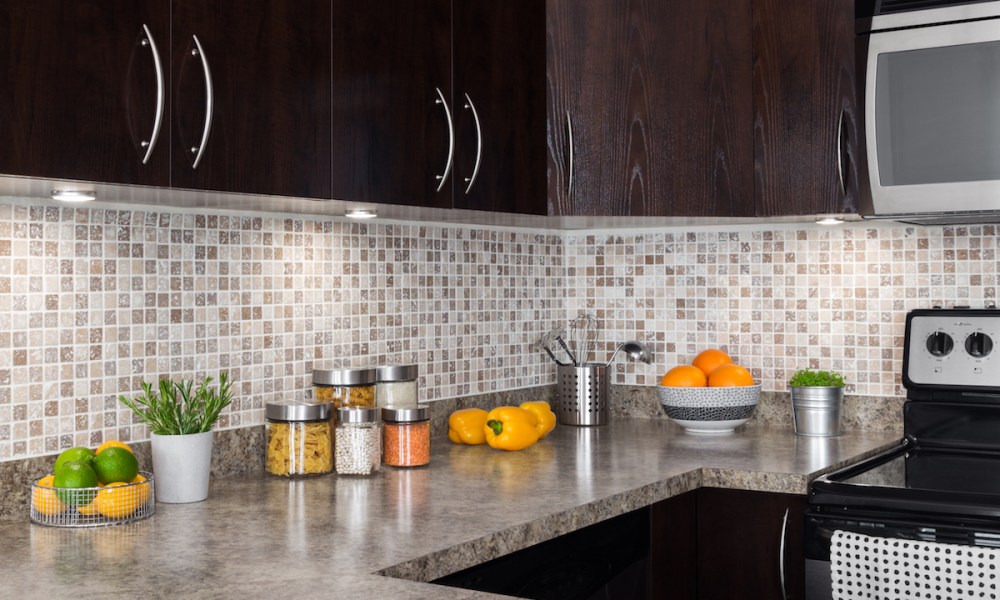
[{"x1": 651, "y1": 488, "x2": 808, "y2": 600}]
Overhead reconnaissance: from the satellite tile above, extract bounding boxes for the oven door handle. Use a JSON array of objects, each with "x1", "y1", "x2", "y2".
[{"x1": 779, "y1": 507, "x2": 790, "y2": 600}]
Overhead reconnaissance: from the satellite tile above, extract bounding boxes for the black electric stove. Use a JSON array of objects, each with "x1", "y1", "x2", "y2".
[{"x1": 805, "y1": 308, "x2": 1000, "y2": 599}]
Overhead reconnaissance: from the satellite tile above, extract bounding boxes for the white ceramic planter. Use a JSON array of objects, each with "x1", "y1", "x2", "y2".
[{"x1": 151, "y1": 431, "x2": 213, "y2": 503}]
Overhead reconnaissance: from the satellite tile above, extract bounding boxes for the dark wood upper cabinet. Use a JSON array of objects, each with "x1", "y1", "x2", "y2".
[
  {"x1": 171, "y1": 1, "x2": 332, "y2": 199},
  {"x1": 547, "y1": 0, "x2": 754, "y2": 217},
  {"x1": 331, "y1": 0, "x2": 452, "y2": 209},
  {"x1": 753, "y1": 0, "x2": 859, "y2": 217},
  {"x1": 0, "y1": 0, "x2": 171, "y2": 187},
  {"x1": 452, "y1": 0, "x2": 547, "y2": 215}
]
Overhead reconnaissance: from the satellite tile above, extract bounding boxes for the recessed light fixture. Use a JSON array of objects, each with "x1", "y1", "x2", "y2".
[
  {"x1": 345, "y1": 208, "x2": 377, "y2": 220},
  {"x1": 815, "y1": 216, "x2": 844, "y2": 225},
  {"x1": 51, "y1": 190, "x2": 96, "y2": 203}
]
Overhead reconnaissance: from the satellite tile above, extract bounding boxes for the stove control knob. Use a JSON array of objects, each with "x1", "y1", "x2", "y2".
[
  {"x1": 926, "y1": 331, "x2": 955, "y2": 357},
  {"x1": 965, "y1": 332, "x2": 994, "y2": 358}
]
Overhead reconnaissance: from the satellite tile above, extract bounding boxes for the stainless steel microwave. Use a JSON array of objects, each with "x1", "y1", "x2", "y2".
[{"x1": 858, "y1": 0, "x2": 1000, "y2": 225}]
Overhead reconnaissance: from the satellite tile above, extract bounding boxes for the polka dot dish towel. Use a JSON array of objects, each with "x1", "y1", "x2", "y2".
[{"x1": 831, "y1": 530, "x2": 999, "y2": 600}]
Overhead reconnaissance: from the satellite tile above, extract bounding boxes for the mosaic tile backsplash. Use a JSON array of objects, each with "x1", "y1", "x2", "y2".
[{"x1": 0, "y1": 195, "x2": 995, "y2": 461}]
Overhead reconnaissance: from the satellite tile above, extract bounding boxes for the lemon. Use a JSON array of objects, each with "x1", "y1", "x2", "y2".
[
  {"x1": 31, "y1": 475, "x2": 67, "y2": 516},
  {"x1": 53, "y1": 447, "x2": 95, "y2": 474},
  {"x1": 52, "y1": 461, "x2": 99, "y2": 506},
  {"x1": 130, "y1": 473, "x2": 151, "y2": 505},
  {"x1": 95, "y1": 482, "x2": 143, "y2": 519},
  {"x1": 93, "y1": 447, "x2": 139, "y2": 484},
  {"x1": 95, "y1": 440, "x2": 133, "y2": 455}
]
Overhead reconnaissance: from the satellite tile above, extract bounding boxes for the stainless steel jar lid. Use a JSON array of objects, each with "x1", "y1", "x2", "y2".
[
  {"x1": 381, "y1": 405, "x2": 429, "y2": 423},
  {"x1": 266, "y1": 401, "x2": 332, "y2": 422},
  {"x1": 336, "y1": 407, "x2": 380, "y2": 424},
  {"x1": 313, "y1": 367, "x2": 376, "y2": 386},
  {"x1": 376, "y1": 364, "x2": 419, "y2": 382}
]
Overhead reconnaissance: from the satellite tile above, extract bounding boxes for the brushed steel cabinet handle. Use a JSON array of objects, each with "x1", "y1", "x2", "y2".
[
  {"x1": 139, "y1": 24, "x2": 165, "y2": 165},
  {"x1": 566, "y1": 110, "x2": 574, "y2": 199},
  {"x1": 463, "y1": 93, "x2": 483, "y2": 194},
  {"x1": 779, "y1": 507, "x2": 790, "y2": 600},
  {"x1": 836, "y1": 108, "x2": 846, "y2": 196},
  {"x1": 434, "y1": 87, "x2": 455, "y2": 192},
  {"x1": 190, "y1": 34, "x2": 214, "y2": 170}
]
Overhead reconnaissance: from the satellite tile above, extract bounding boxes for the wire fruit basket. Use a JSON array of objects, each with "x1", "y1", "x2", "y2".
[{"x1": 30, "y1": 471, "x2": 155, "y2": 527}]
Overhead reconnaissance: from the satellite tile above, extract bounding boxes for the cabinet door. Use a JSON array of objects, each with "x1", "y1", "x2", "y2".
[
  {"x1": 753, "y1": 0, "x2": 858, "y2": 217},
  {"x1": 648, "y1": 491, "x2": 697, "y2": 600},
  {"x1": 547, "y1": 0, "x2": 753, "y2": 217},
  {"x1": 697, "y1": 488, "x2": 807, "y2": 600},
  {"x1": 331, "y1": 0, "x2": 452, "y2": 209},
  {"x1": 452, "y1": 0, "x2": 547, "y2": 215},
  {"x1": 0, "y1": 0, "x2": 170, "y2": 186},
  {"x1": 171, "y1": 0, "x2": 331, "y2": 198}
]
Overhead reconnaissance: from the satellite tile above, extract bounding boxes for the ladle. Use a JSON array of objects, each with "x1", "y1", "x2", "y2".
[{"x1": 606, "y1": 341, "x2": 652, "y2": 366}]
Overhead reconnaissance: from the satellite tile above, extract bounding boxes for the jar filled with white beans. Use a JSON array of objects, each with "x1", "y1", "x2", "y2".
[
  {"x1": 375, "y1": 364, "x2": 418, "y2": 408},
  {"x1": 334, "y1": 407, "x2": 381, "y2": 475}
]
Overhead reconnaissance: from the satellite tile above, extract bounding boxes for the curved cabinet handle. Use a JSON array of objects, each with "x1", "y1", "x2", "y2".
[
  {"x1": 463, "y1": 93, "x2": 483, "y2": 194},
  {"x1": 434, "y1": 87, "x2": 454, "y2": 192},
  {"x1": 779, "y1": 507, "x2": 790, "y2": 600},
  {"x1": 566, "y1": 110, "x2": 575, "y2": 199},
  {"x1": 189, "y1": 34, "x2": 214, "y2": 170},
  {"x1": 139, "y1": 24, "x2": 164, "y2": 165},
  {"x1": 836, "y1": 108, "x2": 846, "y2": 196}
]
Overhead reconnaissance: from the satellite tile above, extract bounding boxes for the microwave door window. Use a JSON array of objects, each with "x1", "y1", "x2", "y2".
[{"x1": 875, "y1": 40, "x2": 1000, "y2": 187}]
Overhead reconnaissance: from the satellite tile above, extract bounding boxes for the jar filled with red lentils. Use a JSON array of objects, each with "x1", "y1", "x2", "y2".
[{"x1": 381, "y1": 406, "x2": 430, "y2": 468}]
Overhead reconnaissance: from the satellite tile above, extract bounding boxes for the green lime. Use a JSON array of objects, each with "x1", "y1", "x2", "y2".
[
  {"x1": 53, "y1": 446, "x2": 95, "y2": 475},
  {"x1": 52, "y1": 460, "x2": 99, "y2": 506},
  {"x1": 93, "y1": 447, "x2": 139, "y2": 484}
]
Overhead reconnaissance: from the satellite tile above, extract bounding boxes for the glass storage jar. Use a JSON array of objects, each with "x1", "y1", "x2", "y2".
[
  {"x1": 382, "y1": 406, "x2": 430, "y2": 468},
  {"x1": 313, "y1": 368, "x2": 376, "y2": 408},
  {"x1": 334, "y1": 407, "x2": 381, "y2": 475},
  {"x1": 375, "y1": 364, "x2": 419, "y2": 408},
  {"x1": 265, "y1": 402, "x2": 333, "y2": 477}
]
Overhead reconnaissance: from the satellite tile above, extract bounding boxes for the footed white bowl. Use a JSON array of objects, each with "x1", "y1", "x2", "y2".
[{"x1": 657, "y1": 384, "x2": 761, "y2": 434}]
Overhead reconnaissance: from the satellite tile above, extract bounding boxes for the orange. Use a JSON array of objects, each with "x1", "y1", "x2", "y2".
[
  {"x1": 708, "y1": 364, "x2": 755, "y2": 387},
  {"x1": 692, "y1": 349, "x2": 733, "y2": 376},
  {"x1": 31, "y1": 475, "x2": 67, "y2": 516},
  {"x1": 661, "y1": 365, "x2": 708, "y2": 387},
  {"x1": 95, "y1": 440, "x2": 133, "y2": 455}
]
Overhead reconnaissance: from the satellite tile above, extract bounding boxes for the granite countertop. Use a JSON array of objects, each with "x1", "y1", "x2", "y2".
[{"x1": 0, "y1": 419, "x2": 898, "y2": 599}]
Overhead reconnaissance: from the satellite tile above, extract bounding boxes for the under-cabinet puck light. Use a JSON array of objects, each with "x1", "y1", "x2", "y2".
[
  {"x1": 51, "y1": 190, "x2": 97, "y2": 203},
  {"x1": 345, "y1": 208, "x2": 377, "y2": 219},
  {"x1": 815, "y1": 216, "x2": 844, "y2": 225}
]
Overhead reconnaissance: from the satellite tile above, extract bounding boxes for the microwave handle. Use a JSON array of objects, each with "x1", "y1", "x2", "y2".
[{"x1": 836, "y1": 108, "x2": 846, "y2": 197}]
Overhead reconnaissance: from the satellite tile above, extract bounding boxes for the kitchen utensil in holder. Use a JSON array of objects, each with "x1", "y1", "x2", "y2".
[{"x1": 555, "y1": 364, "x2": 609, "y2": 426}]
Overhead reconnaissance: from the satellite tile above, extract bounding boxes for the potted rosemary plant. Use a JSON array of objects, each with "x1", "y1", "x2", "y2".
[
  {"x1": 119, "y1": 373, "x2": 232, "y2": 503},
  {"x1": 788, "y1": 369, "x2": 845, "y2": 437}
]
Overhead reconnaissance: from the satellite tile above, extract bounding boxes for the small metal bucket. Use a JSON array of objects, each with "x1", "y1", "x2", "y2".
[
  {"x1": 790, "y1": 386, "x2": 844, "y2": 436},
  {"x1": 555, "y1": 364, "x2": 609, "y2": 426}
]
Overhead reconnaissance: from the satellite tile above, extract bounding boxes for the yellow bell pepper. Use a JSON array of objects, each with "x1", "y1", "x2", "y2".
[
  {"x1": 448, "y1": 408, "x2": 489, "y2": 445},
  {"x1": 484, "y1": 406, "x2": 540, "y2": 451},
  {"x1": 519, "y1": 401, "x2": 556, "y2": 439}
]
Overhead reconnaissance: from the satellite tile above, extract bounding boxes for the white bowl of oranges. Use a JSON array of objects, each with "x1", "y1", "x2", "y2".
[{"x1": 657, "y1": 349, "x2": 760, "y2": 434}]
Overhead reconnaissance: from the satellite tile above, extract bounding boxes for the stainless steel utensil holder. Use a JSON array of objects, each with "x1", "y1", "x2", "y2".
[{"x1": 555, "y1": 364, "x2": 609, "y2": 426}]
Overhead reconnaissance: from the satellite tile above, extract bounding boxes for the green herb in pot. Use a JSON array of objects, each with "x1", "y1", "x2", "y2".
[
  {"x1": 119, "y1": 373, "x2": 233, "y2": 435},
  {"x1": 788, "y1": 369, "x2": 845, "y2": 388}
]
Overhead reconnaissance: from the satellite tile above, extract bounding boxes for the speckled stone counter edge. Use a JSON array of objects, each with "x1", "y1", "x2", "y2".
[{"x1": 0, "y1": 384, "x2": 900, "y2": 520}]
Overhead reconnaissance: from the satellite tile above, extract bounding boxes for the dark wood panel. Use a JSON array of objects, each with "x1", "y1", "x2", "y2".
[
  {"x1": 171, "y1": 0, "x2": 332, "y2": 198},
  {"x1": 453, "y1": 0, "x2": 547, "y2": 215},
  {"x1": 753, "y1": 0, "x2": 859, "y2": 217},
  {"x1": 0, "y1": 0, "x2": 170, "y2": 186},
  {"x1": 697, "y1": 488, "x2": 807, "y2": 600},
  {"x1": 331, "y1": 0, "x2": 451, "y2": 209},
  {"x1": 546, "y1": 0, "x2": 753, "y2": 217},
  {"x1": 648, "y1": 491, "x2": 697, "y2": 600}
]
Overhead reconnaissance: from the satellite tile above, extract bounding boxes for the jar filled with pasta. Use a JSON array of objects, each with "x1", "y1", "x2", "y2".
[
  {"x1": 313, "y1": 368, "x2": 376, "y2": 408},
  {"x1": 382, "y1": 406, "x2": 430, "y2": 468},
  {"x1": 375, "y1": 364, "x2": 419, "y2": 408},
  {"x1": 335, "y1": 407, "x2": 381, "y2": 476},
  {"x1": 265, "y1": 402, "x2": 334, "y2": 477}
]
